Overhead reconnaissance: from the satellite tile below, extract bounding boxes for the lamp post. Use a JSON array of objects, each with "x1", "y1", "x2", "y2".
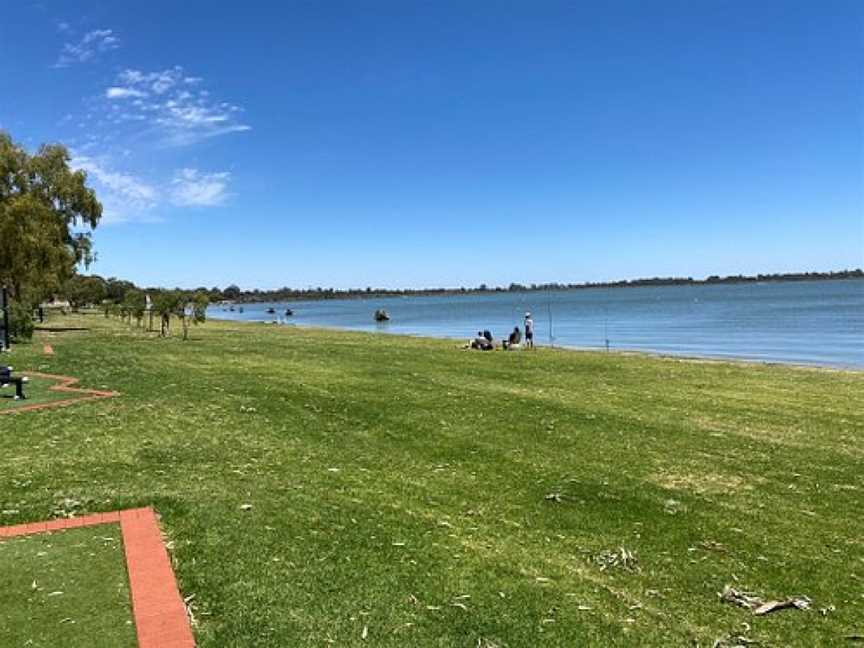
[{"x1": 0, "y1": 286, "x2": 10, "y2": 351}]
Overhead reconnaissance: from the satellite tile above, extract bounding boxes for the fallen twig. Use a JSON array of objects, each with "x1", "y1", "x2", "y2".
[{"x1": 719, "y1": 585, "x2": 811, "y2": 616}]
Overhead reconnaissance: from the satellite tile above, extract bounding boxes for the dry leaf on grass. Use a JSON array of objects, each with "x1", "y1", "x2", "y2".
[
  {"x1": 711, "y1": 633, "x2": 758, "y2": 647},
  {"x1": 593, "y1": 547, "x2": 639, "y2": 572}
]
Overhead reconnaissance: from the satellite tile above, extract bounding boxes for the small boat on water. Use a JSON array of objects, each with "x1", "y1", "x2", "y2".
[
  {"x1": 374, "y1": 309, "x2": 390, "y2": 322},
  {"x1": 285, "y1": 308, "x2": 293, "y2": 317},
  {"x1": 266, "y1": 307, "x2": 276, "y2": 314}
]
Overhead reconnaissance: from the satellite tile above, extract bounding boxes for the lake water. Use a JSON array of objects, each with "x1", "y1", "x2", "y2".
[{"x1": 209, "y1": 279, "x2": 864, "y2": 368}]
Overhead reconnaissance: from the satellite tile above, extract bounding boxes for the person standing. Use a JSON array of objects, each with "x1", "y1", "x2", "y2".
[{"x1": 524, "y1": 312, "x2": 534, "y2": 349}]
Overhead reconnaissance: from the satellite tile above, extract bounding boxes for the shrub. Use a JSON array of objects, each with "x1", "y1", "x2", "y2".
[{"x1": 8, "y1": 300, "x2": 35, "y2": 341}]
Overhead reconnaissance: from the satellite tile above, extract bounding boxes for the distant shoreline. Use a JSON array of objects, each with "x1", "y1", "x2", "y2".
[{"x1": 227, "y1": 271, "x2": 863, "y2": 304}]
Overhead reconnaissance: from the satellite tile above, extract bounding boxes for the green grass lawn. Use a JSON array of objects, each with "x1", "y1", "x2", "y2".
[
  {"x1": 0, "y1": 525, "x2": 137, "y2": 647},
  {"x1": 0, "y1": 374, "x2": 73, "y2": 411},
  {"x1": 2, "y1": 314, "x2": 862, "y2": 646}
]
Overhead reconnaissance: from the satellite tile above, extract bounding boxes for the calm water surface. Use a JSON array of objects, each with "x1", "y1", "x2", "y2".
[{"x1": 210, "y1": 280, "x2": 864, "y2": 368}]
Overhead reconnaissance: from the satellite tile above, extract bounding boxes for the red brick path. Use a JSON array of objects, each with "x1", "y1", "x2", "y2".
[
  {"x1": 0, "y1": 371, "x2": 118, "y2": 416},
  {"x1": 0, "y1": 507, "x2": 195, "y2": 648}
]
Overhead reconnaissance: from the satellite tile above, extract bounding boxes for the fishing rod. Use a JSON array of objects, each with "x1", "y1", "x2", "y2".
[
  {"x1": 604, "y1": 304, "x2": 610, "y2": 352},
  {"x1": 547, "y1": 298, "x2": 554, "y2": 347}
]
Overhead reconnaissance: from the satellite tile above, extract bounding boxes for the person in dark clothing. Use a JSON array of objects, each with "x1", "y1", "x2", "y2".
[
  {"x1": 503, "y1": 326, "x2": 522, "y2": 350},
  {"x1": 0, "y1": 366, "x2": 27, "y2": 400},
  {"x1": 467, "y1": 331, "x2": 494, "y2": 350}
]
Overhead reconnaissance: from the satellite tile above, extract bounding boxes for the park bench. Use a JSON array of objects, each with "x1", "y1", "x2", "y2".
[{"x1": 0, "y1": 366, "x2": 27, "y2": 400}]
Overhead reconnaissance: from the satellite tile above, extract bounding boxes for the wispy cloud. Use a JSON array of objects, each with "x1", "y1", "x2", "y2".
[
  {"x1": 106, "y1": 87, "x2": 147, "y2": 99},
  {"x1": 71, "y1": 155, "x2": 158, "y2": 223},
  {"x1": 58, "y1": 54, "x2": 244, "y2": 217},
  {"x1": 171, "y1": 168, "x2": 231, "y2": 207},
  {"x1": 100, "y1": 66, "x2": 251, "y2": 146},
  {"x1": 71, "y1": 156, "x2": 232, "y2": 222},
  {"x1": 55, "y1": 28, "x2": 120, "y2": 67}
]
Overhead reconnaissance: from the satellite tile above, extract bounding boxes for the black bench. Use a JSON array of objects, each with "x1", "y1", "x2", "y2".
[{"x1": 0, "y1": 366, "x2": 26, "y2": 400}]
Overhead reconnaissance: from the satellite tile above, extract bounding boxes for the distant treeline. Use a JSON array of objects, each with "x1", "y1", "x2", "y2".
[
  {"x1": 60, "y1": 268, "x2": 862, "y2": 307},
  {"x1": 218, "y1": 268, "x2": 863, "y2": 303}
]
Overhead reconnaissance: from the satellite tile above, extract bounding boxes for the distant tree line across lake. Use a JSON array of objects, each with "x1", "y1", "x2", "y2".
[
  {"x1": 202, "y1": 268, "x2": 863, "y2": 304},
  {"x1": 58, "y1": 268, "x2": 862, "y2": 311}
]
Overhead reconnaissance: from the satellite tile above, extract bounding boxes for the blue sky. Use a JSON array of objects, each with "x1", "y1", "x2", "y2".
[{"x1": 1, "y1": 1, "x2": 861, "y2": 290}]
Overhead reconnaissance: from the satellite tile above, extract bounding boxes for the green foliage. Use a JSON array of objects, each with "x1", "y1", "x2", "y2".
[
  {"x1": 222, "y1": 284, "x2": 241, "y2": 300},
  {"x1": 64, "y1": 274, "x2": 107, "y2": 310},
  {"x1": 105, "y1": 277, "x2": 136, "y2": 303},
  {"x1": 63, "y1": 273, "x2": 213, "y2": 341},
  {"x1": 0, "y1": 131, "x2": 102, "y2": 307},
  {"x1": 7, "y1": 300, "x2": 35, "y2": 340},
  {"x1": 187, "y1": 291, "x2": 209, "y2": 324},
  {"x1": 122, "y1": 289, "x2": 147, "y2": 327},
  {"x1": 151, "y1": 290, "x2": 180, "y2": 337},
  {"x1": 178, "y1": 291, "x2": 209, "y2": 340},
  {"x1": 151, "y1": 292, "x2": 170, "y2": 336},
  {"x1": 144, "y1": 289, "x2": 209, "y2": 339}
]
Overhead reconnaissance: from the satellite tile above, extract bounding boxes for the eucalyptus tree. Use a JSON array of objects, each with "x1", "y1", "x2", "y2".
[
  {"x1": 105, "y1": 278, "x2": 136, "y2": 303},
  {"x1": 152, "y1": 290, "x2": 180, "y2": 337},
  {"x1": 64, "y1": 274, "x2": 107, "y2": 310},
  {"x1": 151, "y1": 290, "x2": 209, "y2": 340},
  {"x1": 123, "y1": 289, "x2": 147, "y2": 327},
  {"x1": 178, "y1": 291, "x2": 209, "y2": 340},
  {"x1": 223, "y1": 284, "x2": 241, "y2": 301},
  {"x1": 0, "y1": 131, "x2": 102, "y2": 308}
]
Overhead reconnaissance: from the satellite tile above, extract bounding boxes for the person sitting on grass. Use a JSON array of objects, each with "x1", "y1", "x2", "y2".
[
  {"x1": 463, "y1": 331, "x2": 494, "y2": 351},
  {"x1": 0, "y1": 365, "x2": 28, "y2": 400},
  {"x1": 502, "y1": 326, "x2": 522, "y2": 350},
  {"x1": 474, "y1": 330, "x2": 494, "y2": 350}
]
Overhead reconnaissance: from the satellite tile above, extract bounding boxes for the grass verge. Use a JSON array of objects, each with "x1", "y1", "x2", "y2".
[{"x1": 1, "y1": 314, "x2": 862, "y2": 646}]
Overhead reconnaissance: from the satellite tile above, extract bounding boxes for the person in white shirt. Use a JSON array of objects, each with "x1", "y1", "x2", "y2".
[{"x1": 524, "y1": 312, "x2": 534, "y2": 349}]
